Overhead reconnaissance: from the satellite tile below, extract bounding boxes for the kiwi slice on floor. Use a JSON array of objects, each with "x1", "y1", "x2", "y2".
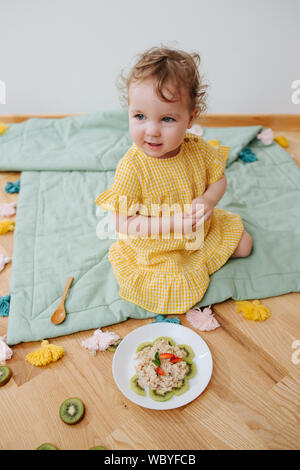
[
  {"x1": 89, "y1": 446, "x2": 107, "y2": 450},
  {"x1": 136, "y1": 341, "x2": 153, "y2": 353},
  {"x1": 59, "y1": 397, "x2": 85, "y2": 424},
  {"x1": 173, "y1": 377, "x2": 190, "y2": 396},
  {"x1": 153, "y1": 336, "x2": 176, "y2": 347},
  {"x1": 0, "y1": 366, "x2": 12, "y2": 387},
  {"x1": 184, "y1": 361, "x2": 197, "y2": 380},
  {"x1": 178, "y1": 344, "x2": 195, "y2": 362},
  {"x1": 107, "y1": 339, "x2": 122, "y2": 352},
  {"x1": 130, "y1": 374, "x2": 146, "y2": 396},
  {"x1": 149, "y1": 388, "x2": 174, "y2": 402},
  {"x1": 37, "y1": 443, "x2": 57, "y2": 450}
]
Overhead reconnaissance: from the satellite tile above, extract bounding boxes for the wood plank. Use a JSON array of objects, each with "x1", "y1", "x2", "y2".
[
  {"x1": 1, "y1": 113, "x2": 300, "y2": 130},
  {"x1": 199, "y1": 114, "x2": 300, "y2": 130}
]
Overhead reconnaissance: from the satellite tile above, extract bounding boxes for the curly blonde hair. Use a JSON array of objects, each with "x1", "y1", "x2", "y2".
[{"x1": 116, "y1": 46, "x2": 209, "y2": 119}]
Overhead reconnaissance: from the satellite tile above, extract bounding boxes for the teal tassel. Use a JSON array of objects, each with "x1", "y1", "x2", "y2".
[
  {"x1": 5, "y1": 180, "x2": 20, "y2": 193},
  {"x1": 239, "y1": 147, "x2": 257, "y2": 163},
  {"x1": 152, "y1": 314, "x2": 180, "y2": 324},
  {"x1": 0, "y1": 295, "x2": 10, "y2": 317}
]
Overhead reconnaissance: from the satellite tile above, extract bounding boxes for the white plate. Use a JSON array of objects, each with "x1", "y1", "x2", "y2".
[{"x1": 112, "y1": 323, "x2": 213, "y2": 410}]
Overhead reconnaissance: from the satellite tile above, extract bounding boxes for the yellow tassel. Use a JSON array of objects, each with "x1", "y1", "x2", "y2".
[
  {"x1": 26, "y1": 340, "x2": 64, "y2": 366},
  {"x1": 274, "y1": 136, "x2": 288, "y2": 148},
  {"x1": 208, "y1": 139, "x2": 220, "y2": 148},
  {"x1": 0, "y1": 122, "x2": 9, "y2": 136},
  {"x1": 236, "y1": 300, "x2": 271, "y2": 321},
  {"x1": 0, "y1": 219, "x2": 15, "y2": 234}
]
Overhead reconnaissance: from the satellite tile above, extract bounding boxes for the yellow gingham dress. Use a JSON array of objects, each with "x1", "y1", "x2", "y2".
[{"x1": 95, "y1": 131, "x2": 244, "y2": 314}]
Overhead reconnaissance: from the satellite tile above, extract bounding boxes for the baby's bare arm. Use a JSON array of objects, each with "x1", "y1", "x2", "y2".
[
  {"x1": 113, "y1": 212, "x2": 173, "y2": 237},
  {"x1": 112, "y1": 212, "x2": 195, "y2": 237},
  {"x1": 203, "y1": 174, "x2": 227, "y2": 206},
  {"x1": 185, "y1": 175, "x2": 227, "y2": 229},
  {"x1": 111, "y1": 177, "x2": 229, "y2": 238}
]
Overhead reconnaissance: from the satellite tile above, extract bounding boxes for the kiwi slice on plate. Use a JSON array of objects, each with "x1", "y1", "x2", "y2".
[
  {"x1": 184, "y1": 361, "x2": 197, "y2": 379},
  {"x1": 136, "y1": 341, "x2": 153, "y2": 353},
  {"x1": 107, "y1": 339, "x2": 122, "y2": 352},
  {"x1": 153, "y1": 336, "x2": 176, "y2": 347},
  {"x1": 59, "y1": 397, "x2": 85, "y2": 424},
  {"x1": 130, "y1": 374, "x2": 146, "y2": 396},
  {"x1": 89, "y1": 446, "x2": 107, "y2": 450},
  {"x1": 178, "y1": 344, "x2": 195, "y2": 362},
  {"x1": 149, "y1": 388, "x2": 174, "y2": 402},
  {"x1": 37, "y1": 443, "x2": 57, "y2": 450},
  {"x1": 0, "y1": 366, "x2": 12, "y2": 387},
  {"x1": 173, "y1": 377, "x2": 190, "y2": 396}
]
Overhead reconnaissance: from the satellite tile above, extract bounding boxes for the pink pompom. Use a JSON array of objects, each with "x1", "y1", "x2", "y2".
[
  {"x1": 82, "y1": 328, "x2": 120, "y2": 354},
  {"x1": 257, "y1": 128, "x2": 274, "y2": 145},
  {"x1": 0, "y1": 335, "x2": 13, "y2": 363},
  {"x1": 0, "y1": 202, "x2": 17, "y2": 217},
  {"x1": 186, "y1": 305, "x2": 220, "y2": 331},
  {"x1": 81, "y1": 333, "x2": 99, "y2": 354},
  {"x1": 0, "y1": 254, "x2": 11, "y2": 273},
  {"x1": 188, "y1": 124, "x2": 204, "y2": 136}
]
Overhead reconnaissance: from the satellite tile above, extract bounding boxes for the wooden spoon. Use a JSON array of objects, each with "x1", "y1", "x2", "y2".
[{"x1": 51, "y1": 276, "x2": 74, "y2": 325}]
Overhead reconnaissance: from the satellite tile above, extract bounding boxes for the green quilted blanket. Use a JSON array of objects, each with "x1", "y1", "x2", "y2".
[{"x1": 1, "y1": 110, "x2": 299, "y2": 345}]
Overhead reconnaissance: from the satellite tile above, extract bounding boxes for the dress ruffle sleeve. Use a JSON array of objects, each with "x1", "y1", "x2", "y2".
[
  {"x1": 204, "y1": 141, "x2": 230, "y2": 185},
  {"x1": 94, "y1": 157, "x2": 142, "y2": 216}
]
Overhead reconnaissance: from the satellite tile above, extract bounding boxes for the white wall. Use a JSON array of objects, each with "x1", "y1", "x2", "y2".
[{"x1": 1, "y1": 0, "x2": 299, "y2": 115}]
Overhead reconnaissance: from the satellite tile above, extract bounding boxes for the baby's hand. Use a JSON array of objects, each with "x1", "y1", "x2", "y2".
[
  {"x1": 187, "y1": 196, "x2": 215, "y2": 229},
  {"x1": 171, "y1": 206, "x2": 204, "y2": 235}
]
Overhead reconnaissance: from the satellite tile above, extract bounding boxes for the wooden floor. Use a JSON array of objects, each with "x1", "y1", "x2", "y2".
[{"x1": 0, "y1": 125, "x2": 300, "y2": 450}]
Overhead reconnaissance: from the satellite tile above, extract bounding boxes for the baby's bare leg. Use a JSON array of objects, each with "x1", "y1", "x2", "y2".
[{"x1": 230, "y1": 230, "x2": 253, "y2": 258}]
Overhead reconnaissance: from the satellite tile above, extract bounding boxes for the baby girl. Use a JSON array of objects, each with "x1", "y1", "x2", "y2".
[{"x1": 95, "y1": 46, "x2": 253, "y2": 314}]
